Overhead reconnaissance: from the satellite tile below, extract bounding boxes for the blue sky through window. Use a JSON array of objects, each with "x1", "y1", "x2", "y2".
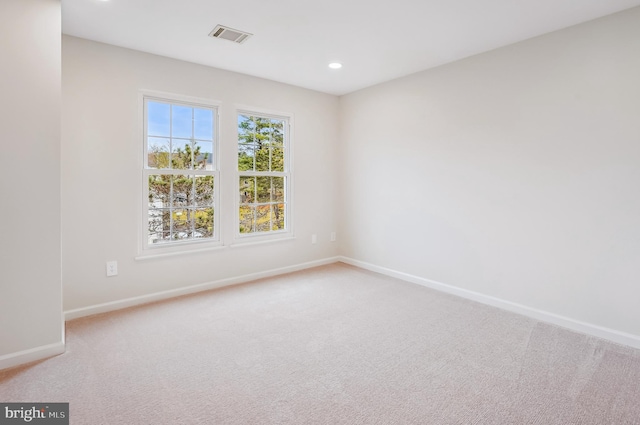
[
  {"x1": 147, "y1": 101, "x2": 213, "y2": 142},
  {"x1": 147, "y1": 102, "x2": 170, "y2": 136}
]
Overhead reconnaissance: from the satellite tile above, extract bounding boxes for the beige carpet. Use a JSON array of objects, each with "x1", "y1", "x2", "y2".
[{"x1": 1, "y1": 263, "x2": 640, "y2": 424}]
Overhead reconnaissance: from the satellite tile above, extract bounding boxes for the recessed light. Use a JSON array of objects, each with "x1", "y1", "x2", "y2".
[{"x1": 328, "y1": 62, "x2": 343, "y2": 69}]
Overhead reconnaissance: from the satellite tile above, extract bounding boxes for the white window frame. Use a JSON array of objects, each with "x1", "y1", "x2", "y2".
[
  {"x1": 235, "y1": 108, "x2": 293, "y2": 243},
  {"x1": 140, "y1": 91, "x2": 222, "y2": 254}
]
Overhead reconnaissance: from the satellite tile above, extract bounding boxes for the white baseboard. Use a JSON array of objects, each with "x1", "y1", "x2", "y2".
[
  {"x1": 338, "y1": 256, "x2": 640, "y2": 350},
  {"x1": 62, "y1": 254, "x2": 640, "y2": 350},
  {"x1": 0, "y1": 341, "x2": 65, "y2": 371},
  {"x1": 65, "y1": 257, "x2": 341, "y2": 321}
]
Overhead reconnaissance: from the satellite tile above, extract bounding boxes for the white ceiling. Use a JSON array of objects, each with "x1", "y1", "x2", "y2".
[{"x1": 62, "y1": 0, "x2": 640, "y2": 96}]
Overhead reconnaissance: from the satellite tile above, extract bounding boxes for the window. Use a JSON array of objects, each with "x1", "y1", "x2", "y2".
[
  {"x1": 237, "y1": 112, "x2": 291, "y2": 237},
  {"x1": 143, "y1": 96, "x2": 219, "y2": 248}
]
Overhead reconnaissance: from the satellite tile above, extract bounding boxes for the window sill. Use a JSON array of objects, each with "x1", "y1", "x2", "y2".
[
  {"x1": 135, "y1": 243, "x2": 226, "y2": 261},
  {"x1": 135, "y1": 235, "x2": 296, "y2": 260},
  {"x1": 230, "y1": 235, "x2": 296, "y2": 249}
]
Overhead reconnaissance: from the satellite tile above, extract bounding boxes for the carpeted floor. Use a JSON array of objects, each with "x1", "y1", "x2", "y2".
[{"x1": 1, "y1": 263, "x2": 640, "y2": 424}]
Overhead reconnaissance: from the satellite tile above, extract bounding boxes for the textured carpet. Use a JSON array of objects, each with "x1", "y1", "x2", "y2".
[{"x1": 1, "y1": 263, "x2": 640, "y2": 424}]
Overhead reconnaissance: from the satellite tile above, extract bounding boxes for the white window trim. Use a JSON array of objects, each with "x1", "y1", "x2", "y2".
[
  {"x1": 233, "y1": 106, "x2": 294, "y2": 245},
  {"x1": 138, "y1": 90, "x2": 223, "y2": 256}
]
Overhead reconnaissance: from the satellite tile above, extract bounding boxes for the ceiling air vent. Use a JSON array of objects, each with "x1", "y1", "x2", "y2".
[{"x1": 208, "y1": 25, "x2": 252, "y2": 44}]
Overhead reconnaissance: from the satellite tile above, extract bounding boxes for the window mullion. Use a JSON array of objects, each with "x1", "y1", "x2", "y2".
[
  {"x1": 169, "y1": 105, "x2": 173, "y2": 169},
  {"x1": 169, "y1": 175, "x2": 174, "y2": 241},
  {"x1": 190, "y1": 108, "x2": 195, "y2": 237},
  {"x1": 268, "y1": 120, "x2": 273, "y2": 172},
  {"x1": 190, "y1": 175, "x2": 195, "y2": 237}
]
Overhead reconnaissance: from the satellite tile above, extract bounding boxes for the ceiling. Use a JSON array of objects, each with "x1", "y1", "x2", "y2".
[{"x1": 61, "y1": 0, "x2": 640, "y2": 96}]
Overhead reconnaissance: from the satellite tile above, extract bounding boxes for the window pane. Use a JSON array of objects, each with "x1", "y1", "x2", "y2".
[
  {"x1": 149, "y1": 232, "x2": 164, "y2": 245},
  {"x1": 147, "y1": 208, "x2": 164, "y2": 234},
  {"x1": 238, "y1": 114, "x2": 255, "y2": 143},
  {"x1": 147, "y1": 102, "x2": 170, "y2": 137},
  {"x1": 148, "y1": 210, "x2": 171, "y2": 244},
  {"x1": 194, "y1": 141, "x2": 213, "y2": 170},
  {"x1": 148, "y1": 137, "x2": 170, "y2": 169},
  {"x1": 272, "y1": 177, "x2": 285, "y2": 202},
  {"x1": 238, "y1": 143, "x2": 254, "y2": 171},
  {"x1": 173, "y1": 208, "x2": 193, "y2": 239},
  {"x1": 273, "y1": 203, "x2": 285, "y2": 230},
  {"x1": 149, "y1": 231, "x2": 171, "y2": 245},
  {"x1": 271, "y1": 135, "x2": 284, "y2": 149},
  {"x1": 271, "y1": 148, "x2": 284, "y2": 172},
  {"x1": 255, "y1": 205, "x2": 271, "y2": 232},
  {"x1": 194, "y1": 108, "x2": 213, "y2": 140},
  {"x1": 256, "y1": 176, "x2": 271, "y2": 202},
  {"x1": 253, "y1": 117, "x2": 270, "y2": 140},
  {"x1": 172, "y1": 175, "x2": 192, "y2": 207},
  {"x1": 172, "y1": 105, "x2": 192, "y2": 138},
  {"x1": 255, "y1": 145, "x2": 269, "y2": 171},
  {"x1": 194, "y1": 207, "x2": 214, "y2": 239},
  {"x1": 271, "y1": 119, "x2": 285, "y2": 146},
  {"x1": 194, "y1": 175, "x2": 214, "y2": 206},
  {"x1": 148, "y1": 174, "x2": 171, "y2": 208},
  {"x1": 171, "y1": 139, "x2": 191, "y2": 169},
  {"x1": 239, "y1": 176, "x2": 255, "y2": 204},
  {"x1": 239, "y1": 205, "x2": 255, "y2": 233}
]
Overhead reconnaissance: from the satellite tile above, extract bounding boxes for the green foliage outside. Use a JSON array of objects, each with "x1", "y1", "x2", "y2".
[
  {"x1": 238, "y1": 115, "x2": 287, "y2": 234},
  {"x1": 146, "y1": 114, "x2": 288, "y2": 241},
  {"x1": 147, "y1": 143, "x2": 214, "y2": 243}
]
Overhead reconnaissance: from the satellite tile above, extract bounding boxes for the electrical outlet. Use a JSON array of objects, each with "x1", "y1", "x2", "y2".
[
  {"x1": 106, "y1": 261, "x2": 118, "y2": 277},
  {"x1": 330, "y1": 231, "x2": 336, "y2": 242},
  {"x1": 311, "y1": 234, "x2": 317, "y2": 244}
]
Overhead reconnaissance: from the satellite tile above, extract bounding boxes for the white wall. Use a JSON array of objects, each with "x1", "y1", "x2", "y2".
[
  {"x1": 0, "y1": 0, "x2": 64, "y2": 364},
  {"x1": 62, "y1": 36, "x2": 339, "y2": 312},
  {"x1": 339, "y1": 8, "x2": 640, "y2": 337}
]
